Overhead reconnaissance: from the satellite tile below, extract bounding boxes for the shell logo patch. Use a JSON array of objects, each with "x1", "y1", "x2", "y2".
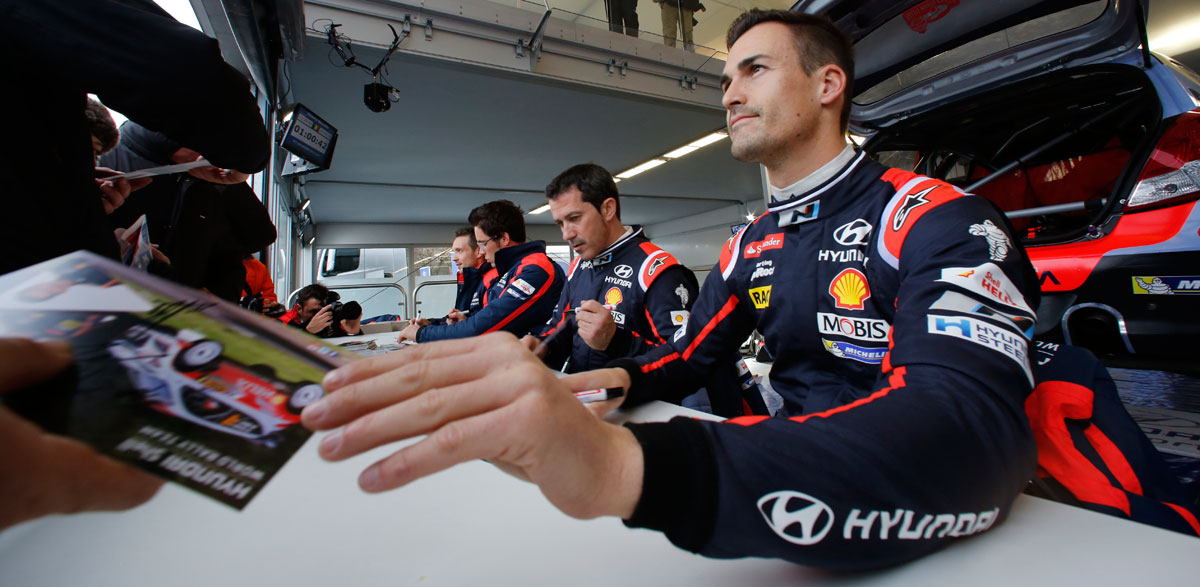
[
  {"x1": 604, "y1": 287, "x2": 623, "y2": 306},
  {"x1": 829, "y1": 268, "x2": 871, "y2": 311}
]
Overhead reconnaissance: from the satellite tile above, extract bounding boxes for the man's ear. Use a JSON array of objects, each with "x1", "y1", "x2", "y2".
[
  {"x1": 817, "y1": 64, "x2": 847, "y2": 108},
  {"x1": 500, "y1": 233, "x2": 512, "y2": 247},
  {"x1": 602, "y1": 198, "x2": 619, "y2": 222}
]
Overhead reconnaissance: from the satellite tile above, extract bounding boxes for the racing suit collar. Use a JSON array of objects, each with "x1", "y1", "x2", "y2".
[
  {"x1": 767, "y1": 144, "x2": 862, "y2": 213},
  {"x1": 493, "y1": 240, "x2": 547, "y2": 275},
  {"x1": 582, "y1": 226, "x2": 642, "y2": 269},
  {"x1": 462, "y1": 261, "x2": 492, "y2": 280}
]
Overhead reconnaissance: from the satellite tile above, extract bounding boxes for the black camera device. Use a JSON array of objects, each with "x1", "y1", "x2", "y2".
[
  {"x1": 324, "y1": 291, "x2": 345, "y2": 323},
  {"x1": 364, "y1": 83, "x2": 393, "y2": 113},
  {"x1": 240, "y1": 292, "x2": 286, "y2": 318}
]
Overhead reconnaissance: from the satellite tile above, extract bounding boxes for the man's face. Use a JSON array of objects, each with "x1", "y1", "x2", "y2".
[
  {"x1": 298, "y1": 297, "x2": 324, "y2": 322},
  {"x1": 450, "y1": 235, "x2": 481, "y2": 270},
  {"x1": 91, "y1": 135, "x2": 105, "y2": 164},
  {"x1": 549, "y1": 187, "x2": 615, "y2": 261},
  {"x1": 473, "y1": 226, "x2": 503, "y2": 266},
  {"x1": 721, "y1": 22, "x2": 825, "y2": 166}
]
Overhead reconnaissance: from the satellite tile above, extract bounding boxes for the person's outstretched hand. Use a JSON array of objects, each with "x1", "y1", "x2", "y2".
[{"x1": 302, "y1": 331, "x2": 641, "y2": 520}]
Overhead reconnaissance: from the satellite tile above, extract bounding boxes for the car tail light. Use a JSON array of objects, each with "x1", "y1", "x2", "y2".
[{"x1": 1126, "y1": 110, "x2": 1200, "y2": 211}]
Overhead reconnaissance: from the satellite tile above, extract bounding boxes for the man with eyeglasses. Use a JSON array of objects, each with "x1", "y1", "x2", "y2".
[{"x1": 397, "y1": 200, "x2": 563, "y2": 343}]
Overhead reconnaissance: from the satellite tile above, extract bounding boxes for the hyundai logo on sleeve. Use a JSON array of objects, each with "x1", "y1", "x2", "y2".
[{"x1": 757, "y1": 490, "x2": 835, "y2": 545}]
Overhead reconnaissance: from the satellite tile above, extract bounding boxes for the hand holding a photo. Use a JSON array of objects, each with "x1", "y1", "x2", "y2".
[
  {"x1": 0, "y1": 338, "x2": 162, "y2": 531},
  {"x1": 95, "y1": 167, "x2": 151, "y2": 214},
  {"x1": 172, "y1": 148, "x2": 249, "y2": 185}
]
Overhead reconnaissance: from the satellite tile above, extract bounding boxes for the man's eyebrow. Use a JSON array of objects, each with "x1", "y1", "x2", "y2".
[
  {"x1": 721, "y1": 53, "x2": 769, "y2": 87},
  {"x1": 738, "y1": 53, "x2": 768, "y2": 70}
]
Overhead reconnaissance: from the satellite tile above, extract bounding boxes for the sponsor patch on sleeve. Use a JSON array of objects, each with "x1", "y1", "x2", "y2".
[
  {"x1": 511, "y1": 278, "x2": 535, "y2": 296},
  {"x1": 669, "y1": 310, "x2": 690, "y2": 326},
  {"x1": 968, "y1": 219, "x2": 1012, "y2": 262},
  {"x1": 927, "y1": 314, "x2": 1032, "y2": 384},
  {"x1": 936, "y1": 263, "x2": 1033, "y2": 315},
  {"x1": 929, "y1": 291, "x2": 1035, "y2": 339},
  {"x1": 673, "y1": 320, "x2": 688, "y2": 342},
  {"x1": 878, "y1": 171, "x2": 965, "y2": 266}
]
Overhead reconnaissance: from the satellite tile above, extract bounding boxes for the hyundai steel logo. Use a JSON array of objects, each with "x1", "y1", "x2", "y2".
[
  {"x1": 614, "y1": 264, "x2": 634, "y2": 279},
  {"x1": 833, "y1": 219, "x2": 872, "y2": 246},
  {"x1": 757, "y1": 490, "x2": 835, "y2": 545}
]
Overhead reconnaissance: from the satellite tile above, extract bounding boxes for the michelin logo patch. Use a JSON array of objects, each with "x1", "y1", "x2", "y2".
[
  {"x1": 1132, "y1": 276, "x2": 1200, "y2": 295},
  {"x1": 927, "y1": 314, "x2": 1032, "y2": 384},
  {"x1": 968, "y1": 219, "x2": 1011, "y2": 262},
  {"x1": 821, "y1": 339, "x2": 887, "y2": 364},
  {"x1": 675, "y1": 284, "x2": 689, "y2": 305}
]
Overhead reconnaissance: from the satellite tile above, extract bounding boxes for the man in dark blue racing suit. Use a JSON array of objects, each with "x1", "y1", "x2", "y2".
[
  {"x1": 419, "y1": 227, "x2": 498, "y2": 327},
  {"x1": 531, "y1": 163, "x2": 699, "y2": 373},
  {"x1": 302, "y1": 10, "x2": 1040, "y2": 571},
  {"x1": 530, "y1": 163, "x2": 763, "y2": 416}
]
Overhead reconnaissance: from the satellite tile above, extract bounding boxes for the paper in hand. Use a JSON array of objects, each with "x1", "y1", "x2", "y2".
[{"x1": 101, "y1": 158, "x2": 212, "y2": 181}]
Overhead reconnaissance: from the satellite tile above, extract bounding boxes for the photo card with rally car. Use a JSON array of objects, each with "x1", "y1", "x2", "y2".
[{"x1": 0, "y1": 251, "x2": 356, "y2": 510}]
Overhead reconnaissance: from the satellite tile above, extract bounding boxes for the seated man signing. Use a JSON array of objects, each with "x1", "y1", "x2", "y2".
[
  {"x1": 397, "y1": 201, "x2": 564, "y2": 343},
  {"x1": 527, "y1": 163, "x2": 698, "y2": 373}
]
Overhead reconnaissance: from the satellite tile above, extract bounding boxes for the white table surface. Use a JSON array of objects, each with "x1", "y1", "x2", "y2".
[
  {"x1": 326, "y1": 330, "x2": 405, "y2": 347},
  {"x1": 2, "y1": 401, "x2": 1198, "y2": 585}
]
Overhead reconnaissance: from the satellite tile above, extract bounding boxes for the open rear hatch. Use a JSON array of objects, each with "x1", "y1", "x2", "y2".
[
  {"x1": 793, "y1": 0, "x2": 1149, "y2": 131},
  {"x1": 865, "y1": 65, "x2": 1160, "y2": 244}
]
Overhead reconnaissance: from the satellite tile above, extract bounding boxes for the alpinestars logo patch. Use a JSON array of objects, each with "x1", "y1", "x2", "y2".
[{"x1": 892, "y1": 187, "x2": 935, "y2": 231}]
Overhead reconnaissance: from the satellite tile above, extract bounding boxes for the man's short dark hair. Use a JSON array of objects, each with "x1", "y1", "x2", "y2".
[
  {"x1": 85, "y1": 98, "x2": 119, "y2": 155},
  {"x1": 296, "y1": 283, "x2": 330, "y2": 306},
  {"x1": 726, "y1": 9, "x2": 855, "y2": 134},
  {"x1": 341, "y1": 300, "x2": 362, "y2": 320},
  {"x1": 545, "y1": 163, "x2": 621, "y2": 219},
  {"x1": 454, "y1": 226, "x2": 478, "y2": 249},
  {"x1": 468, "y1": 200, "x2": 526, "y2": 243}
]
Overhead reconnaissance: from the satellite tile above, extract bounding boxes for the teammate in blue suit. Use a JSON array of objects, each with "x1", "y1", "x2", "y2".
[
  {"x1": 417, "y1": 227, "x2": 498, "y2": 327},
  {"x1": 398, "y1": 201, "x2": 563, "y2": 343}
]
